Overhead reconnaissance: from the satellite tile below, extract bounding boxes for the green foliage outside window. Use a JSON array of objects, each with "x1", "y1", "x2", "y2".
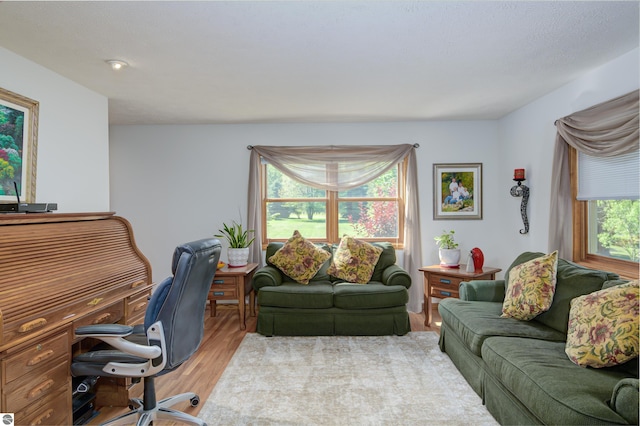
[{"x1": 593, "y1": 200, "x2": 639, "y2": 262}]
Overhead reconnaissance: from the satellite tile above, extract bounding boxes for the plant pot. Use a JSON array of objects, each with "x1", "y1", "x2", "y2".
[
  {"x1": 439, "y1": 248, "x2": 461, "y2": 268},
  {"x1": 227, "y1": 247, "x2": 250, "y2": 267}
]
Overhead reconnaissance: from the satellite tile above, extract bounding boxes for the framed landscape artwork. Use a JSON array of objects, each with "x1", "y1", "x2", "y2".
[
  {"x1": 433, "y1": 163, "x2": 482, "y2": 220},
  {"x1": 0, "y1": 87, "x2": 38, "y2": 203}
]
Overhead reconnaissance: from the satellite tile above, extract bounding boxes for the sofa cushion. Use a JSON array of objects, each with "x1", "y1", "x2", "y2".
[
  {"x1": 257, "y1": 282, "x2": 335, "y2": 309},
  {"x1": 333, "y1": 283, "x2": 408, "y2": 309},
  {"x1": 566, "y1": 280, "x2": 639, "y2": 368},
  {"x1": 503, "y1": 251, "x2": 546, "y2": 285},
  {"x1": 328, "y1": 236, "x2": 382, "y2": 284},
  {"x1": 369, "y1": 242, "x2": 397, "y2": 283},
  {"x1": 501, "y1": 251, "x2": 558, "y2": 321},
  {"x1": 482, "y1": 336, "x2": 631, "y2": 425},
  {"x1": 268, "y1": 230, "x2": 332, "y2": 284},
  {"x1": 535, "y1": 258, "x2": 619, "y2": 334},
  {"x1": 438, "y1": 298, "x2": 565, "y2": 356}
]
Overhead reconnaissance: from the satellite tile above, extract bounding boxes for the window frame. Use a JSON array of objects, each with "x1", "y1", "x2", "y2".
[
  {"x1": 260, "y1": 158, "x2": 407, "y2": 249},
  {"x1": 569, "y1": 146, "x2": 639, "y2": 279}
]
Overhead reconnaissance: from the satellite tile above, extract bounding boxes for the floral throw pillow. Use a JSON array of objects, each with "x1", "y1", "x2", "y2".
[
  {"x1": 268, "y1": 230, "x2": 331, "y2": 284},
  {"x1": 327, "y1": 236, "x2": 383, "y2": 284},
  {"x1": 501, "y1": 251, "x2": 558, "y2": 321},
  {"x1": 565, "y1": 280, "x2": 639, "y2": 368}
]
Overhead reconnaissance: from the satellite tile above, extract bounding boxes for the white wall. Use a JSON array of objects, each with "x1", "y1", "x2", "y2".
[
  {"x1": 498, "y1": 47, "x2": 639, "y2": 257},
  {"x1": 0, "y1": 47, "x2": 110, "y2": 212},
  {"x1": 110, "y1": 121, "x2": 501, "y2": 282}
]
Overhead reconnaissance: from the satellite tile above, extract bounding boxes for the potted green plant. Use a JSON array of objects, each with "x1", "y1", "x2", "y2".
[
  {"x1": 434, "y1": 230, "x2": 461, "y2": 267},
  {"x1": 215, "y1": 221, "x2": 255, "y2": 267}
]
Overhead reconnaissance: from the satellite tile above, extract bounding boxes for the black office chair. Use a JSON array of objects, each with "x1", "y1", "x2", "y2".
[{"x1": 71, "y1": 238, "x2": 222, "y2": 426}]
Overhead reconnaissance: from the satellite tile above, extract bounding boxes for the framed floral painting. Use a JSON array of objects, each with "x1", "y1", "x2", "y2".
[
  {"x1": 0, "y1": 87, "x2": 38, "y2": 203},
  {"x1": 433, "y1": 163, "x2": 482, "y2": 220}
]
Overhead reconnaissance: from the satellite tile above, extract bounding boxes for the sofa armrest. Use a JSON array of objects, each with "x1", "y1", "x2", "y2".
[
  {"x1": 459, "y1": 279, "x2": 506, "y2": 302},
  {"x1": 252, "y1": 265, "x2": 283, "y2": 291},
  {"x1": 381, "y1": 264, "x2": 411, "y2": 288},
  {"x1": 610, "y1": 378, "x2": 639, "y2": 425}
]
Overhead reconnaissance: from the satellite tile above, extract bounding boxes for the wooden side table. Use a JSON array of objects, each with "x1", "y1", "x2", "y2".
[
  {"x1": 419, "y1": 265, "x2": 501, "y2": 326},
  {"x1": 209, "y1": 263, "x2": 258, "y2": 330}
]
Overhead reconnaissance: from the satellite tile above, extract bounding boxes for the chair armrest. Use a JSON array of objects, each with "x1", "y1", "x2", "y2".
[
  {"x1": 75, "y1": 323, "x2": 134, "y2": 337},
  {"x1": 73, "y1": 321, "x2": 167, "y2": 377},
  {"x1": 381, "y1": 265, "x2": 411, "y2": 288},
  {"x1": 74, "y1": 322, "x2": 163, "y2": 361},
  {"x1": 611, "y1": 378, "x2": 639, "y2": 425},
  {"x1": 459, "y1": 279, "x2": 506, "y2": 302},
  {"x1": 252, "y1": 265, "x2": 283, "y2": 291}
]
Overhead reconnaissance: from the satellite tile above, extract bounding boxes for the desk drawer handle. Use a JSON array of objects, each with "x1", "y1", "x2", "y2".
[
  {"x1": 30, "y1": 408, "x2": 54, "y2": 425},
  {"x1": 92, "y1": 313, "x2": 112, "y2": 324},
  {"x1": 131, "y1": 280, "x2": 146, "y2": 288},
  {"x1": 28, "y1": 379, "x2": 54, "y2": 398},
  {"x1": 439, "y1": 279, "x2": 451, "y2": 284},
  {"x1": 213, "y1": 291, "x2": 225, "y2": 296},
  {"x1": 133, "y1": 302, "x2": 147, "y2": 313},
  {"x1": 19, "y1": 318, "x2": 47, "y2": 333},
  {"x1": 27, "y1": 349, "x2": 55, "y2": 366},
  {"x1": 213, "y1": 280, "x2": 225, "y2": 284},
  {"x1": 439, "y1": 291, "x2": 452, "y2": 297}
]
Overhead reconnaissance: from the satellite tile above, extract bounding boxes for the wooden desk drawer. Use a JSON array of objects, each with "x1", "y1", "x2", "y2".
[
  {"x1": 209, "y1": 287, "x2": 238, "y2": 299},
  {"x1": 210, "y1": 276, "x2": 238, "y2": 300},
  {"x1": 75, "y1": 301, "x2": 124, "y2": 329},
  {"x1": 4, "y1": 358, "x2": 69, "y2": 413},
  {"x1": 2, "y1": 331, "x2": 69, "y2": 385},
  {"x1": 429, "y1": 273, "x2": 462, "y2": 299},
  {"x1": 126, "y1": 292, "x2": 149, "y2": 325},
  {"x1": 212, "y1": 276, "x2": 239, "y2": 286},
  {"x1": 15, "y1": 387, "x2": 71, "y2": 426},
  {"x1": 430, "y1": 287, "x2": 460, "y2": 299},
  {"x1": 429, "y1": 273, "x2": 463, "y2": 289}
]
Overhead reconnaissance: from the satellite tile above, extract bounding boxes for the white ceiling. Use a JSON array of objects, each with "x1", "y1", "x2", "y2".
[{"x1": 0, "y1": 1, "x2": 638, "y2": 125}]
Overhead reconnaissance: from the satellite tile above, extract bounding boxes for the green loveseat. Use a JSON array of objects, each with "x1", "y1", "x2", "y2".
[
  {"x1": 252, "y1": 242, "x2": 411, "y2": 336},
  {"x1": 438, "y1": 252, "x2": 639, "y2": 425}
]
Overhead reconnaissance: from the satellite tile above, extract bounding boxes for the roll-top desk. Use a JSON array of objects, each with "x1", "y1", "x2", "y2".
[{"x1": 0, "y1": 212, "x2": 153, "y2": 425}]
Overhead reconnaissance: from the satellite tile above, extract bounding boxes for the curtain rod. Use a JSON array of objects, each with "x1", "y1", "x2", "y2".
[{"x1": 247, "y1": 143, "x2": 420, "y2": 150}]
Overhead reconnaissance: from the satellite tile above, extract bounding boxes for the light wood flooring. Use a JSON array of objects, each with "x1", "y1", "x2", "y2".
[{"x1": 90, "y1": 304, "x2": 442, "y2": 424}]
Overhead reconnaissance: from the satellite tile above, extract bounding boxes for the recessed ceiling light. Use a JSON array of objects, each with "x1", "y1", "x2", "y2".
[{"x1": 106, "y1": 59, "x2": 128, "y2": 71}]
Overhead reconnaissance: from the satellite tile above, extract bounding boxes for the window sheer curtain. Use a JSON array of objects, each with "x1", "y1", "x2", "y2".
[
  {"x1": 549, "y1": 90, "x2": 639, "y2": 258},
  {"x1": 247, "y1": 144, "x2": 424, "y2": 313}
]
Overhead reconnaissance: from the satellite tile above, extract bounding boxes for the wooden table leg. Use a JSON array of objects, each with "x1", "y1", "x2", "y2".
[
  {"x1": 210, "y1": 300, "x2": 216, "y2": 317},
  {"x1": 423, "y1": 273, "x2": 431, "y2": 327},
  {"x1": 238, "y1": 278, "x2": 246, "y2": 330}
]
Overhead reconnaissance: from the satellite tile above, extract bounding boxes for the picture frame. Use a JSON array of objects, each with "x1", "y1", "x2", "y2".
[
  {"x1": 0, "y1": 87, "x2": 38, "y2": 203},
  {"x1": 433, "y1": 163, "x2": 482, "y2": 220}
]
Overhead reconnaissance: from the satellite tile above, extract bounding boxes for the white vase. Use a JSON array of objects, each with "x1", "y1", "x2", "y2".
[
  {"x1": 439, "y1": 248, "x2": 461, "y2": 267},
  {"x1": 227, "y1": 247, "x2": 250, "y2": 267}
]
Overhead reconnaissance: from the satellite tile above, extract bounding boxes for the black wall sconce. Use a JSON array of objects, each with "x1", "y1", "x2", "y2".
[{"x1": 510, "y1": 168, "x2": 529, "y2": 234}]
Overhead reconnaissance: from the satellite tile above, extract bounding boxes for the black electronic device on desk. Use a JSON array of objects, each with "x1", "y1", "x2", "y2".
[{"x1": 0, "y1": 181, "x2": 57, "y2": 213}]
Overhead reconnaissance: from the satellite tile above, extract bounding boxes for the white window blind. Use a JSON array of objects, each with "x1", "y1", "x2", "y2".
[{"x1": 578, "y1": 150, "x2": 640, "y2": 200}]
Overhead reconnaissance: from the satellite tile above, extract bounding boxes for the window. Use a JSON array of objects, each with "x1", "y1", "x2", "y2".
[
  {"x1": 570, "y1": 147, "x2": 639, "y2": 279},
  {"x1": 261, "y1": 160, "x2": 406, "y2": 247}
]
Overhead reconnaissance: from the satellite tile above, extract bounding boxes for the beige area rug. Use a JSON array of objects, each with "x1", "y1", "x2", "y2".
[{"x1": 199, "y1": 332, "x2": 497, "y2": 425}]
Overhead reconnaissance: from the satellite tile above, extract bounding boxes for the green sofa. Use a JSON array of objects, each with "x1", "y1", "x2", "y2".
[
  {"x1": 252, "y1": 242, "x2": 411, "y2": 336},
  {"x1": 438, "y1": 252, "x2": 639, "y2": 425}
]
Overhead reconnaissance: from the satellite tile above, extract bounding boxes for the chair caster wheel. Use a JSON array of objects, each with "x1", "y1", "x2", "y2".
[{"x1": 190, "y1": 395, "x2": 200, "y2": 407}]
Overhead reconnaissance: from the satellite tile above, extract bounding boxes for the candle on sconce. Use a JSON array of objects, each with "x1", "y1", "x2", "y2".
[{"x1": 514, "y1": 168, "x2": 525, "y2": 181}]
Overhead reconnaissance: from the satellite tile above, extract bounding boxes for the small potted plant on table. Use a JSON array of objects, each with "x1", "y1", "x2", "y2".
[
  {"x1": 215, "y1": 221, "x2": 255, "y2": 267},
  {"x1": 434, "y1": 230, "x2": 461, "y2": 268}
]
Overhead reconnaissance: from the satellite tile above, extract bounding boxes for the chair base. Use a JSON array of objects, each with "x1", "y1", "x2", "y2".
[{"x1": 102, "y1": 392, "x2": 205, "y2": 426}]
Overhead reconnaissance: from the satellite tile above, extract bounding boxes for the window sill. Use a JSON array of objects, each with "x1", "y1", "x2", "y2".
[{"x1": 576, "y1": 256, "x2": 639, "y2": 281}]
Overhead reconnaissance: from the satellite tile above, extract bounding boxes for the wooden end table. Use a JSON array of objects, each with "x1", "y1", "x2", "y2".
[
  {"x1": 419, "y1": 265, "x2": 501, "y2": 326},
  {"x1": 209, "y1": 263, "x2": 258, "y2": 330}
]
